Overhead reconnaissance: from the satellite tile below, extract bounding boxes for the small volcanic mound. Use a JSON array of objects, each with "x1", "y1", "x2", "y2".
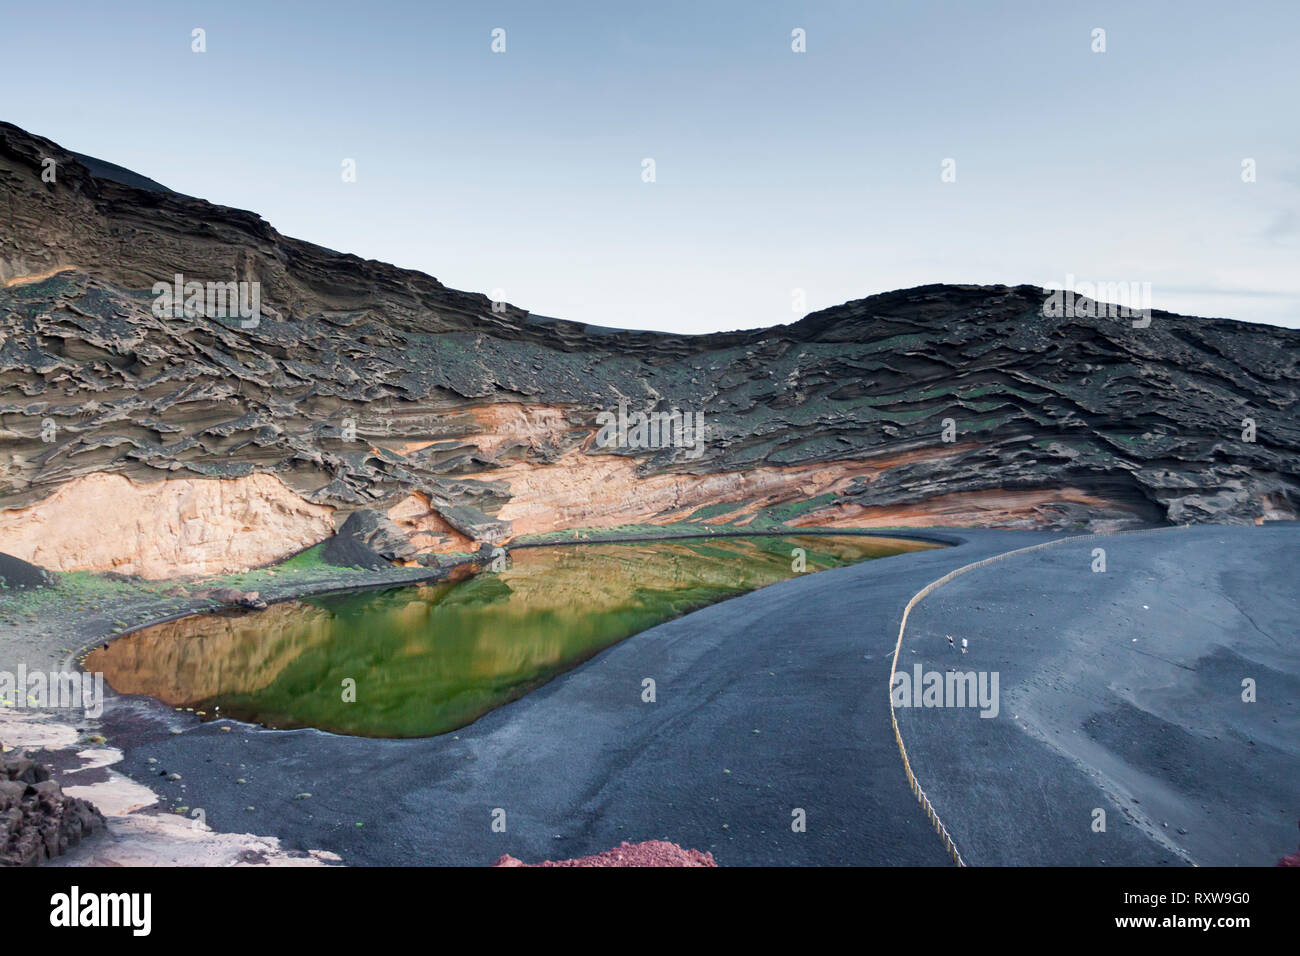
[
  {"x1": 492, "y1": 840, "x2": 716, "y2": 867},
  {"x1": 1279, "y1": 821, "x2": 1300, "y2": 867}
]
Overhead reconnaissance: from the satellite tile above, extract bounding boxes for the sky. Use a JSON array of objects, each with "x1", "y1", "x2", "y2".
[{"x1": 5, "y1": 0, "x2": 1299, "y2": 332}]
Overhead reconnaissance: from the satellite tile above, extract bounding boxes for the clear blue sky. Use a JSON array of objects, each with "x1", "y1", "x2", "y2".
[{"x1": 6, "y1": 0, "x2": 1298, "y2": 331}]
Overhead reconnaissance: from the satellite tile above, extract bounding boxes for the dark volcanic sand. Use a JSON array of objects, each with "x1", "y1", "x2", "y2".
[
  {"x1": 898, "y1": 524, "x2": 1299, "y2": 866},
  {"x1": 90, "y1": 526, "x2": 1297, "y2": 866}
]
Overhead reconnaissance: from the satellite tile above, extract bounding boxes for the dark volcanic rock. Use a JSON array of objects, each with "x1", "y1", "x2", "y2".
[
  {"x1": 323, "y1": 510, "x2": 416, "y2": 569},
  {"x1": 1, "y1": 120, "x2": 1298, "y2": 539},
  {"x1": 0, "y1": 551, "x2": 54, "y2": 589},
  {"x1": 195, "y1": 587, "x2": 266, "y2": 609},
  {"x1": 0, "y1": 749, "x2": 105, "y2": 866}
]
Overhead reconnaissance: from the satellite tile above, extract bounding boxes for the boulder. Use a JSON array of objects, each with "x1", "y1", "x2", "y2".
[
  {"x1": 323, "y1": 510, "x2": 418, "y2": 569},
  {"x1": 196, "y1": 588, "x2": 267, "y2": 609},
  {"x1": 431, "y1": 502, "x2": 512, "y2": 546},
  {"x1": 0, "y1": 749, "x2": 105, "y2": 866}
]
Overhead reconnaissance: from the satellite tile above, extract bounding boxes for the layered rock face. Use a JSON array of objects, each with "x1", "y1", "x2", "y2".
[
  {"x1": 2, "y1": 122, "x2": 1298, "y2": 577},
  {"x1": 0, "y1": 472, "x2": 334, "y2": 577}
]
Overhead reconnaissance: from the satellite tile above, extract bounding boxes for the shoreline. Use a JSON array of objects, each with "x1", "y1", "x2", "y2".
[
  {"x1": 55, "y1": 527, "x2": 1063, "y2": 866},
  {"x1": 2, "y1": 524, "x2": 986, "y2": 866},
  {"x1": 16, "y1": 521, "x2": 1288, "y2": 868},
  {"x1": 59, "y1": 526, "x2": 976, "y2": 676},
  {"x1": 0, "y1": 551, "x2": 480, "y2": 865}
]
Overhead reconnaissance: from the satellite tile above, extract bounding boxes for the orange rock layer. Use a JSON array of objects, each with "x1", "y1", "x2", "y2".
[{"x1": 0, "y1": 404, "x2": 1141, "y2": 577}]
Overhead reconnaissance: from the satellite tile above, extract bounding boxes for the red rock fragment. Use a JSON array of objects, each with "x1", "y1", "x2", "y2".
[{"x1": 492, "y1": 840, "x2": 716, "y2": 867}]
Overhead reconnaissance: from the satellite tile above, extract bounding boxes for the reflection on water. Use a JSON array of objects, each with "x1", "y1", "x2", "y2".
[{"x1": 87, "y1": 535, "x2": 937, "y2": 738}]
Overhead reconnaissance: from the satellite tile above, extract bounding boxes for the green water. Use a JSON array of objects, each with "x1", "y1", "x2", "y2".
[{"x1": 88, "y1": 535, "x2": 936, "y2": 738}]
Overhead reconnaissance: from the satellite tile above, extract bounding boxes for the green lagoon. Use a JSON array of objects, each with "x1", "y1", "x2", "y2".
[{"x1": 88, "y1": 535, "x2": 936, "y2": 738}]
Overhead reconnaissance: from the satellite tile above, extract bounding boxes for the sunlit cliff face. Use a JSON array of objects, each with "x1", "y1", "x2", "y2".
[{"x1": 0, "y1": 428, "x2": 1124, "y2": 578}]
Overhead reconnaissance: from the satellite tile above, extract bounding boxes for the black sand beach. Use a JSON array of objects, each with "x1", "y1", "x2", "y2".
[
  {"x1": 64, "y1": 524, "x2": 1291, "y2": 867},
  {"x1": 11, "y1": 525, "x2": 1294, "y2": 866},
  {"x1": 900, "y1": 524, "x2": 1298, "y2": 866}
]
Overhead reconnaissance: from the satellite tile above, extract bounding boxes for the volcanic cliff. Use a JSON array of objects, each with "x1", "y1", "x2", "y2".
[{"x1": 2, "y1": 122, "x2": 1298, "y2": 578}]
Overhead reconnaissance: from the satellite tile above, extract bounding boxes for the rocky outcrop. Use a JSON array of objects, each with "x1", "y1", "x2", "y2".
[
  {"x1": 0, "y1": 750, "x2": 105, "y2": 865},
  {"x1": 492, "y1": 840, "x2": 717, "y2": 867},
  {"x1": 323, "y1": 509, "x2": 418, "y2": 569},
  {"x1": 0, "y1": 472, "x2": 334, "y2": 578},
  {"x1": 1280, "y1": 822, "x2": 1300, "y2": 867},
  {"x1": 2, "y1": 120, "x2": 1298, "y2": 576},
  {"x1": 386, "y1": 493, "x2": 475, "y2": 554}
]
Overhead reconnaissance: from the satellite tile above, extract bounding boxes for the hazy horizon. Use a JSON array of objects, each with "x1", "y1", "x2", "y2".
[{"x1": 6, "y1": 0, "x2": 1298, "y2": 332}]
